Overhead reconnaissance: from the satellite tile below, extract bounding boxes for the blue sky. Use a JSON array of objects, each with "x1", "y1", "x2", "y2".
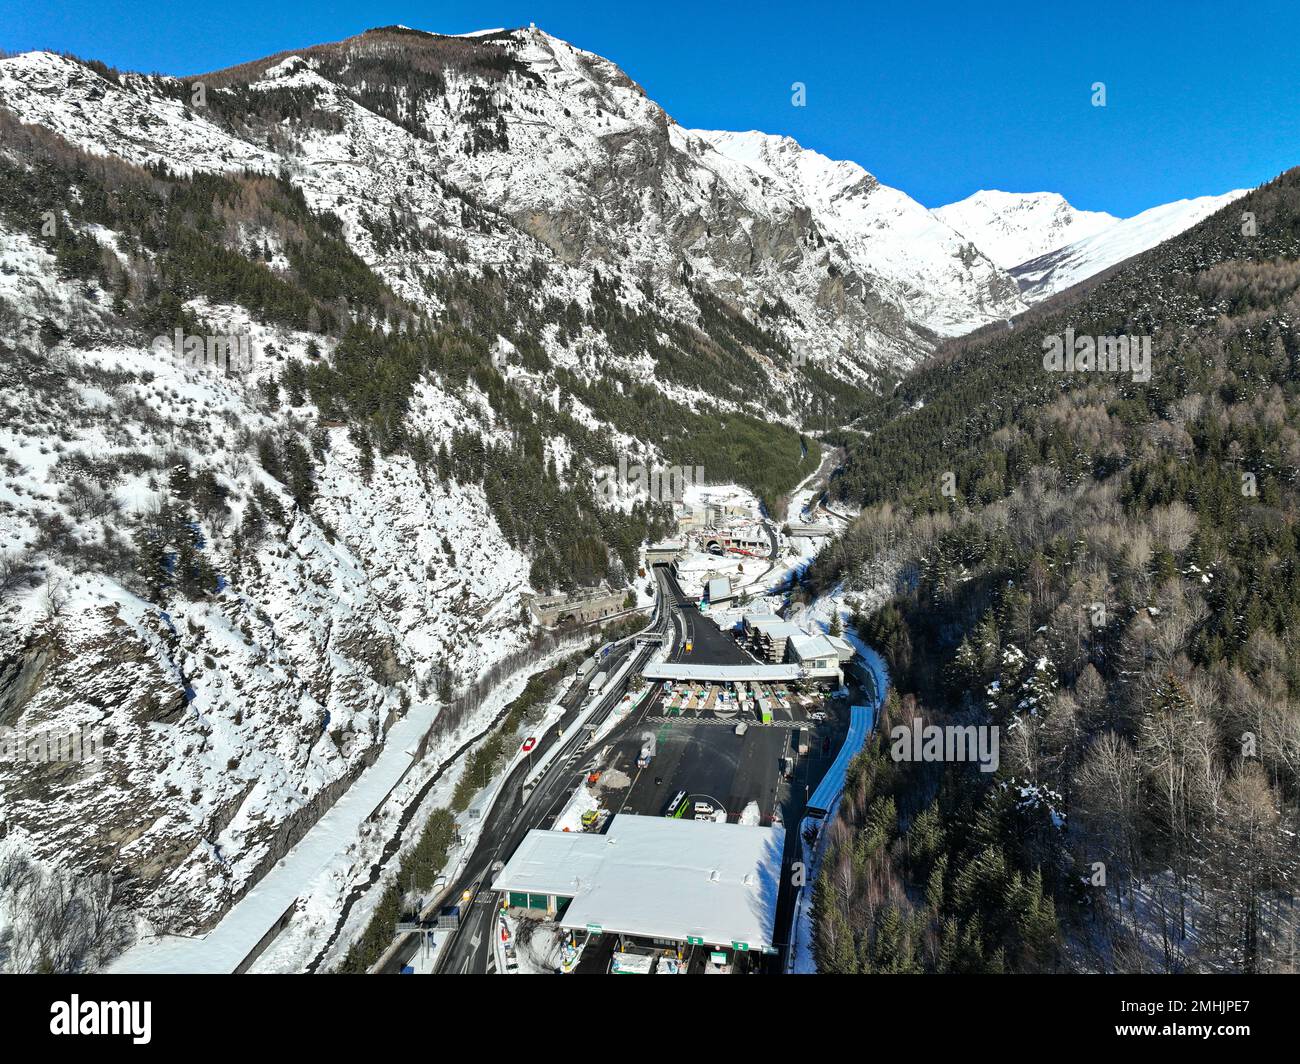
[{"x1": 3, "y1": 0, "x2": 1297, "y2": 215}]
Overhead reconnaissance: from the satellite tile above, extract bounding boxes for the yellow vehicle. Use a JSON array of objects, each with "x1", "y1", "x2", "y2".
[{"x1": 685, "y1": 640, "x2": 693, "y2": 653}]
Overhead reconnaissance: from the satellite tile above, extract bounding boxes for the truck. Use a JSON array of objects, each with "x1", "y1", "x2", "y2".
[
  {"x1": 589, "y1": 671, "x2": 608, "y2": 694},
  {"x1": 780, "y1": 756, "x2": 794, "y2": 780},
  {"x1": 796, "y1": 727, "x2": 810, "y2": 756}
]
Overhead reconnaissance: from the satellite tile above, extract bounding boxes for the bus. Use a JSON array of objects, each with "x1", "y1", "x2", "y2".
[{"x1": 664, "y1": 790, "x2": 689, "y2": 818}]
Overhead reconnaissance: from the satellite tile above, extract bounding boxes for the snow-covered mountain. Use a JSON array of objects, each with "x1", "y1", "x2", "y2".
[
  {"x1": 4, "y1": 23, "x2": 954, "y2": 958},
  {"x1": 0, "y1": 26, "x2": 1027, "y2": 381},
  {"x1": 1009, "y1": 190, "x2": 1251, "y2": 302},
  {"x1": 933, "y1": 190, "x2": 1118, "y2": 271},
  {"x1": 934, "y1": 186, "x2": 1251, "y2": 305},
  {"x1": 0, "y1": 21, "x2": 1258, "y2": 967},
  {"x1": 696, "y1": 131, "x2": 1027, "y2": 337}
]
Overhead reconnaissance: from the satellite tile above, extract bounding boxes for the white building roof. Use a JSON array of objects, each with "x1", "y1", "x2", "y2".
[
  {"x1": 493, "y1": 815, "x2": 783, "y2": 951},
  {"x1": 826, "y1": 634, "x2": 856, "y2": 661},
  {"x1": 642, "y1": 663, "x2": 801, "y2": 682},
  {"x1": 707, "y1": 577, "x2": 732, "y2": 600},
  {"x1": 789, "y1": 633, "x2": 838, "y2": 662},
  {"x1": 744, "y1": 615, "x2": 802, "y2": 640}
]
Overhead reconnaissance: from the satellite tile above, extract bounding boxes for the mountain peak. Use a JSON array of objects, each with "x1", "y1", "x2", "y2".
[
  {"x1": 1010, "y1": 188, "x2": 1250, "y2": 301},
  {"x1": 934, "y1": 190, "x2": 1119, "y2": 270}
]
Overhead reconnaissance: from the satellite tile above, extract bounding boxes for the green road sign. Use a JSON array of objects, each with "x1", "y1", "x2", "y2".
[
  {"x1": 731, "y1": 941, "x2": 749, "y2": 952},
  {"x1": 686, "y1": 935, "x2": 704, "y2": 946},
  {"x1": 586, "y1": 923, "x2": 603, "y2": 934}
]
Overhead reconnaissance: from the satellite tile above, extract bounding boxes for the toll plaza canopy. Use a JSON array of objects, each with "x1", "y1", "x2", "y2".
[
  {"x1": 641, "y1": 663, "x2": 800, "y2": 682},
  {"x1": 805, "y1": 704, "x2": 874, "y2": 818},
  {"x1": 491, "y1": 815, "x2": 784, "y2": 952}
]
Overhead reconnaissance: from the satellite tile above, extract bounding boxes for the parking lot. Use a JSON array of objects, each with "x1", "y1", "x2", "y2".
[{"x1": 592, "y1": 688, "x2": 848, "y2": 827}]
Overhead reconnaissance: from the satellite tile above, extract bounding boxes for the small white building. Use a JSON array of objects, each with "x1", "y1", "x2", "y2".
[
  {"x1": 786, "y1": 632, "x2": 842, "y2": 679},
  {"x1": 786, "y1": 632, "x2": 836, "y2": 668}
]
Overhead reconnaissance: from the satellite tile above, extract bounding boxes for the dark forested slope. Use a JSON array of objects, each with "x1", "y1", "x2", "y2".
[{"x1": 808, "y1": 169, "x2": 1300, "y2": 973}]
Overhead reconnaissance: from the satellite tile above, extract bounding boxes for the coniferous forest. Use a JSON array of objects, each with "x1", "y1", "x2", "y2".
[{"x1": 804, "y1": 170, "x2": 1300, "y2": 973}]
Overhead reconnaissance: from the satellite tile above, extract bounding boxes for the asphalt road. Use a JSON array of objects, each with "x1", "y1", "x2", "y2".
[
  {"x1": 608, "y1": 714, "x2": 790, "y2": 822},
  {"x1": 660, "y1": 565, "x2": 753, "y2": 666},
  {"x1": 398, "y1": 527, "x2": 826, "y2": 974},
  {"x1": 423, "y1": 571, "x2": 676, "y2": 974}
]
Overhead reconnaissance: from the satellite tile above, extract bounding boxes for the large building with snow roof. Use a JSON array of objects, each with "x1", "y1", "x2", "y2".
[{"x1": 492, "y1": 814, "x2": 783, "y2": 956}]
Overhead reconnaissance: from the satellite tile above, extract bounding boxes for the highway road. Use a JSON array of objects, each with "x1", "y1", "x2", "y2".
[
  {"x1": 410, "y1": 568, "x2": 679, "y2": 974},
  {"x1": 391, "y1": 520, "x2": 795, "y2": 975}
]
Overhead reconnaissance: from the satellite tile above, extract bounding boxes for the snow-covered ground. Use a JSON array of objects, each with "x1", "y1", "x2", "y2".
[
  {"x1": 552, "y1": 784, "x2": 601, "y2": 833},
  {"x1": 111, "y1": 638, "x2": 582, "y2": 974},
  {"x1": 1012, "y1": 189, "x2": 1249, "y2": 302},
  {"x1": 105, "y1": 699, "x2": 439, "y2": 974}
]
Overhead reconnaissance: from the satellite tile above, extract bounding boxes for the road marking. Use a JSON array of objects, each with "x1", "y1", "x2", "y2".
[{"x1": 644, "y1": 715, "x2": 792, "y2": 727}]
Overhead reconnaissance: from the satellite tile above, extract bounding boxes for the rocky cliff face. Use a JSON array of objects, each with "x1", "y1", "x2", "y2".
[
  {"x1": 697, "y1": 130, "x2": 1027, "y2": 337},
  {"x1": 0, "y1": 23, "x2": 1193, "y2": 957}
]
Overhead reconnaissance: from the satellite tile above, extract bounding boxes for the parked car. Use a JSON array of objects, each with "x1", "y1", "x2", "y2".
[{"x1": 520, "y1": 737, "x2": 537, "y2": 753}]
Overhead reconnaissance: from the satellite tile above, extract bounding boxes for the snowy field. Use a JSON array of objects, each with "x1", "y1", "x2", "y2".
[{"x1": 110, "y1": 638, "x2": 584, "y2": 973}]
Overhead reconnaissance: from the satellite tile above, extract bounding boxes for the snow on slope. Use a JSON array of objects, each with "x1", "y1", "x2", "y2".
[
  {"x1": 0, "y1": 21, "x2": 1260, "y2": 968},
  {"x1": 695, "y1": 129, "x2": 1027, "y2": 337},
  {"x1": 1011, "y1": 190, "x2": 1250, "y2": 302},
  {"x1": 0, "y1": 35, "x2": 924, "y2": 387},
  {"x1": 434, "y1": 28, "x2": 933, "y2": 373},
  {"x1": 0, "y1": 211, "x2": 533, "y2": 944},
  {"x1": 934, "y1": 190, "x2": 1118, "y2": 271}
]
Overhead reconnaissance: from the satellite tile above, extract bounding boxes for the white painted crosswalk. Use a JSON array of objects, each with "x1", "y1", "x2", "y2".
[{"x1": 642, "y1": 714, "x2": 792, "y2": 727}]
